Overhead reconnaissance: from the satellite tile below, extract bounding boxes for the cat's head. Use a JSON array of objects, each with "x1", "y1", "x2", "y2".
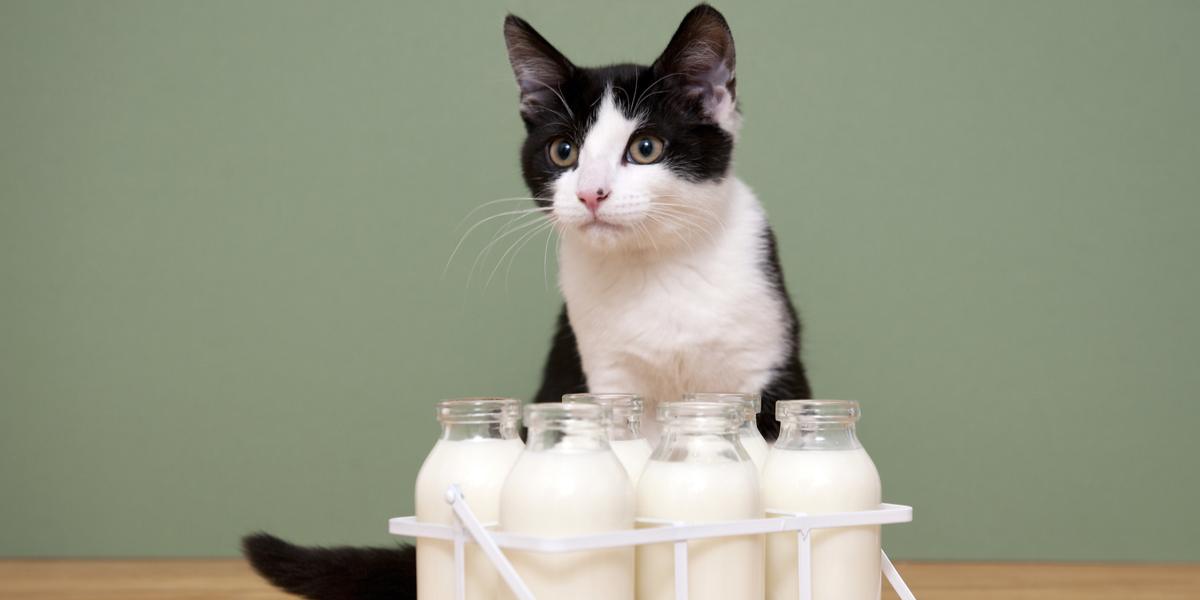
[{"x1": 504, "y1": 4, "x2": 739, "y2": 253}]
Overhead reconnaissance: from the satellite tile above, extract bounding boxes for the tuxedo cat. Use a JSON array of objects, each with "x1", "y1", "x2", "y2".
[
  {"x1": 521, "y1": 5, "x2": 811, "y2": 439},
  {"x1": 244, "y1": 5, "x2": 810, "y2": 598}
]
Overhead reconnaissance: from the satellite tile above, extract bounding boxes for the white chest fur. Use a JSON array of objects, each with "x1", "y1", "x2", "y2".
[{"x1": 557, "y1": 178, "x2": 790, "y2": 439}]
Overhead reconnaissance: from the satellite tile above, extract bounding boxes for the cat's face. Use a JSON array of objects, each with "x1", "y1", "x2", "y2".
[{"x1": 504, "y1": 5, "x2": 739, "y2": 253}]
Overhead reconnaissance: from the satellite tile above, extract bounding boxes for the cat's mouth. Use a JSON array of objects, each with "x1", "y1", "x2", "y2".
[{"x1": 580, "y1": 218, "x2": 625, "y2": 232}]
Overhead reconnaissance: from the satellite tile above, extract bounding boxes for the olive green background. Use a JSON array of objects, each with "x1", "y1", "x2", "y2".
[{"x1": 2, "y1": 0, "x2": 1198, "y2": 560}]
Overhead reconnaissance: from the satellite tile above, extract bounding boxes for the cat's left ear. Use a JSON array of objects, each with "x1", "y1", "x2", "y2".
[
  {"x1": 503, "y1": 15, "x2": 575, "y2": 120},
  {"x1": 653, "y1": 4, "x2": 739, "y2": 132}
]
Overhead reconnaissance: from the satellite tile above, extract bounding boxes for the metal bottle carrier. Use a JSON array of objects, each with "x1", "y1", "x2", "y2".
[{"x1": 390, "y1": 485, "x2": 918, "y2": 600}]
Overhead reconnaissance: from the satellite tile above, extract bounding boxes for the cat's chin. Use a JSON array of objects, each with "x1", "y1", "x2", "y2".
[
  {"x1": 572, "y1": 221, "x2": 629, "y2": 250},
  {"x1": 562, "y1": 219, "x2": 646, "y2": 253}
]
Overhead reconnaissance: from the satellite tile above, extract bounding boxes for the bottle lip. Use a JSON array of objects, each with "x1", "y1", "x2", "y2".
[
  {"x1": 436, "y1": 397, "x2": 521, "y2": 425},
  {"x1": 681, "y1": 392, "x2": 762, "y2": 414},
  {"x1": 776, "y1": 399, "x2": 861, "y2": 424},
  {"x1": 658, "y1": 400, "x2": 744, "y2": 430},
  {"x1": 524, "y1": 402, "x2": 607, "y2": 426},
  {"x1": 561, "y1": 393, "x2": 644, "y2": 416}
]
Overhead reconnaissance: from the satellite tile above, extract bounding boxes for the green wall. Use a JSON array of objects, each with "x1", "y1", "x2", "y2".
[{"x1": 2, "y1": 0, "x2": 1198, "y2": 560}]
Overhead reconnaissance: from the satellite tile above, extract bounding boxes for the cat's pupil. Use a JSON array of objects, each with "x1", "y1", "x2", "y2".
[
  {"x1": 556, "y1": 142, "x2": 572, "y2": 160},
  {"x1": 637, "y1": 139, "x2": 653, "y2": 157}
]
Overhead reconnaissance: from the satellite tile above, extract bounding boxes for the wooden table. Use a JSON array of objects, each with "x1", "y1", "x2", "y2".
[{"x1": 0, "y1": 560, "x2": 1196, "y2": 599}]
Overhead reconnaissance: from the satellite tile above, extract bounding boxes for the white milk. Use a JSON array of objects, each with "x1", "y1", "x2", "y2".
[
  {"x1": 741, "y1": 430, "x2": 770, "y2": 472},
  {"x1": 609, "y1": 438, "x2": 654, "y2": 483},
  {"x1": 637, "y1": 459, "x2": 765, "y2": 600},
  {"x1": 414, "y1": 437, "x2": 524, "y2": 600},
  {"x1": 762, "y1": 447, "x2": 882, "y2": 600},
  {"x1": 499, "y1": 449, "x2": 636, "y2": 600}
]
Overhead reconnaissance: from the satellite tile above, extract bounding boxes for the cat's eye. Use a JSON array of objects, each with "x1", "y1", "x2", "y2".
[
  {"x1": 547, "y1": 138, "x2": 578, "y2": 168},
  {"x1": 627, "y1": 135, "x2": 665, "y2": 165}
]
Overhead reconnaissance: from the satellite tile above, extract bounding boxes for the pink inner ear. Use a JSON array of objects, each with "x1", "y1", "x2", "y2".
[
  {"x1": 706, "y1": 86, "x2": 729, "y2": 114},
  {"x1": 673, "y1": 40, "x2": 735, "y2": 122},
  {"x1": 682, "y1": 60, "x2": 735, "y2": 124},
  {"x1": 695, "y1": 59, "x2": 733, "y2": 92},
  {"x1": 514, "y1": 61, "x2": 568, "y2": 114}
]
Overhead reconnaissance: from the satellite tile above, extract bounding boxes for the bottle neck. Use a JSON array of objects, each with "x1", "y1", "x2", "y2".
[
  {"x1": 525, "y1": 422, "x2": 610, "y2": 452},
  {"x1": 608, "y1": 414, "x2": 643, "y2": 441},
  {"x1": 738, "y1": 418, "x2": 764, "y2": 439},
  {"x1": 440, "y1": 421, "x2": 519, "y2": 442},
  {"x1": 775, "y1": 421, "x2": 862, "y2": 451},
  {"x1": 653, "y1": 427, "x2": 748, "y2": 462}
]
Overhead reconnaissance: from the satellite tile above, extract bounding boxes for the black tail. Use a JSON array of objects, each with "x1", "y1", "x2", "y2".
[{"x1": 242, "y1": 532, "x2": 416, "y2": 600}]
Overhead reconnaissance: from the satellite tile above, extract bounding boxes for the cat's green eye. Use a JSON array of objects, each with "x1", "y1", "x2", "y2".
[
  {"x1": 627, "y1": 135, "x2": 665, "y2": 165},
  {"x1": 547, "y1": 138, "x2": 578, "y2": 168}
]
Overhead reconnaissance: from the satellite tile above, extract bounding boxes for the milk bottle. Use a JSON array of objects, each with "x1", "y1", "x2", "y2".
[
  {"x1": 637, "y1": 401, "x2": 765, "y2": 600},
  {"x1": 762, "y1": 400, "x2": 882, "y2": 600},
  {"x1": 562, "y1": 393, "x2": 653, "y2": 483},
  {"x1": 499, "y1": 403, "x2": 636, "y2": 600},
  {"x1": 414, "y1": 397, "x2": 524, "y2": 600},
  {"x1": 684, "y1": 392, "x2": 770, "y2": 471}
]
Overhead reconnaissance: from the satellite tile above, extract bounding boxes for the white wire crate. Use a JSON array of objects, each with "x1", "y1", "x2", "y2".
[{"x1": 389, "y1": 485, "x2": 918, "y2": 600}]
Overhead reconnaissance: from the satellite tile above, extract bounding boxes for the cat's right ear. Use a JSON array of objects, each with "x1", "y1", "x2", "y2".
[
  {"x1": 653, "y1": 5, "x2": 738, "y2": 131},
  {"x1": 503, "y1": 15, "x2": 575, "y2": 119}
]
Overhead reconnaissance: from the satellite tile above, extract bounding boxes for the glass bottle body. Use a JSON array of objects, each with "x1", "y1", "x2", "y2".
[
  {"x1": 763, "y1": 400, "x2": 882, "y2": 600},
  {"x1": 414, "y1": 398, "x2": 523, "y2": 600},
  {"x1": 499, "y1": 403, "x2": 635, "y2": 600},
  {"x1": 637, "y1": 401, "x2": 764, "y2": 600}
]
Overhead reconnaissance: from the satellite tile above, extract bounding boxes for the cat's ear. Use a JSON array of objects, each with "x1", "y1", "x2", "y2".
[
  {"x1": 503, "y1": 15, "x2": 575, "y2": 119},
  {"x1": 653, "y1": 4, "x2": 738, "y2": 130}
]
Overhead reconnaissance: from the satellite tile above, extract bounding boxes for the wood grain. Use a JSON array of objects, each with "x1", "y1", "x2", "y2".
[
  {"x1": 0, "y1": 560, "x2": 289, "y2": 600},
  {"x1": 881, "y1": 562, "x2": 1199, "y2": 600},
  {"x1": 0, "y1": 560, "x2": 1195, "y2": 599}
]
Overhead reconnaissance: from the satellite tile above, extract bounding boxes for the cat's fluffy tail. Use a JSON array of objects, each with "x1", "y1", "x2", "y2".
[{"x1": 242, "y1": 532, "x2": 416, "y2": 600}]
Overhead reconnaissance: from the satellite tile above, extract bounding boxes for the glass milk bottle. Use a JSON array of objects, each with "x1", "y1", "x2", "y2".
[
  {"x1": 499, "y1": 403, "x2": 636, "y2": 600},
  {"x1": 414, "y1": 398, "x2": 524, "y2": 600},
  {"x1": 637, "y1": 401, "x2": 765, "y2": 600},
  {"x1": 684, "y1": 392, "x2": 770, "y2": 471},
  {"x1": 763, "y1": 400, "x2": 882, "y2": 600},
  {"x1": 562, "y1": 393, "x2": 653, "y2": 483}
]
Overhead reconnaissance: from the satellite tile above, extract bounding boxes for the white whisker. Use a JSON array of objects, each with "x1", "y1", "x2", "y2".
[
  {"x1": 633, "y1": 72, "x2": 683, "y2": 114},
  {"x1": 649, "y1": 207, "x2": 719, "y2": 247},
  {"x1": 488, "y1": 219, "x2": 555, "y2": 290},
  {"x1": 444, "y1": 206, "x2": 551, "y2": 279},
  {"x1": 542, "y1": 222, "x2": 557, "y2": 291},
  {"x1": 644, "y1": 211, "x2": 696, "y2": 252},
  {"x1": 467, "y1": 214, "x2": 551, "y2": 290},
  {"x1": 454, "y1": 197, "x2": 548, "y2": 232}
]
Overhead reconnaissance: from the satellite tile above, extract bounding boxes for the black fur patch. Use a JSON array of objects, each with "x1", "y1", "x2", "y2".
[
  {"x1": 243, "y1": 533, "x2": 415, "y2": 600},
  {"x1": 516, "y1": 63, "x2": 736, "y2": 201},
  {"x1": 505, "y1": 7, "x2": 738, "y2": 202},
  {"x1": 533, "y1": 305, "x2": 588, "y2": 403},
  {"x1": 755, "y1": 226, "x2": 813, "y2": 440}
]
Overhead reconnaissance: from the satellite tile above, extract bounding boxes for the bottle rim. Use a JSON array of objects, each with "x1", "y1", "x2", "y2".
[
  {"x1": 776, "y1": 399, "x2": 861, "y2": 424},
  {"x1": 561, "y1": 393, "x2": 644, "y2": 417},
  {"x1": 524, "y1": 402, "x2": 607, "y2": 426},
  {"x1": 681, "y1": 391, "x2": 762, "y2": 414},
  {"x1": 658, "y1": 400, "x2": 744, "y2": 431},
  {"x1": 436, "y1": 397, "x2": 521, "y2": 425}
]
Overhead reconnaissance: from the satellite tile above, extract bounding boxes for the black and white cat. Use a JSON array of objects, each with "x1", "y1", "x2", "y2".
[
  {"x1": 244, "y1": 5, "x2": 810, "y2": 598},
  {"x1": 520, "y1": 5, "x2": 811, "y2": 439}
]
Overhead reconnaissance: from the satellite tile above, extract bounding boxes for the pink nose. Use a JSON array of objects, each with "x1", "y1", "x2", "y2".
[{"x1": 577, "y1": 188, "x2": 610, "y2": 215}]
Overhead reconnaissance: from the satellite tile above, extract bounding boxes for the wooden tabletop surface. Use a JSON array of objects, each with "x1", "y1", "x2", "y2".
[{"x1": 0, "y1": 560, "x2": 1196, "y2": 599}]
